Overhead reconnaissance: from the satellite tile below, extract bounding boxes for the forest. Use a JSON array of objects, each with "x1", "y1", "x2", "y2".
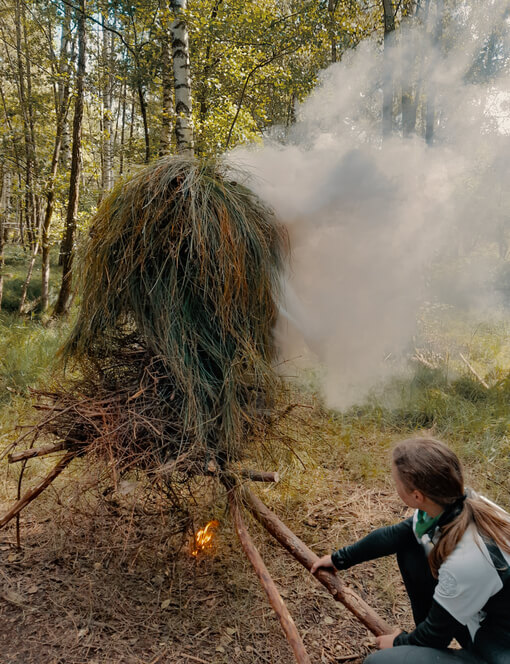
[{"x1": 1, "y1": 0, "x2": 510, "y2": 663}]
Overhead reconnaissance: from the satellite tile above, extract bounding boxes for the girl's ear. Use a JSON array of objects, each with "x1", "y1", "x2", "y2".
[{"x1": 413, "y1": 490, "x2": 426, "y2": 506}]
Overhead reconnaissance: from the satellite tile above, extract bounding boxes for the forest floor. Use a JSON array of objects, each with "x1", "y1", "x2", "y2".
[
  {"x1": 0, "y1": 413, "x2": 413, "y2": 664},
  {"x1": 1, "y1": 297, "x2": 510, "y2": 663}
]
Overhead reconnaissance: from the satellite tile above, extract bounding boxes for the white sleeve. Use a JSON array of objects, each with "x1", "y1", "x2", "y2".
[{"x1": 433, "y1": 529, "x2": 503, "y2": 635}]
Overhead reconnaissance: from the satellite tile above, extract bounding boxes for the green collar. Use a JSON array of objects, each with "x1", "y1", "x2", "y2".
[{"x1": 415, "y1": 509, "x2": 441, "y2": 538}]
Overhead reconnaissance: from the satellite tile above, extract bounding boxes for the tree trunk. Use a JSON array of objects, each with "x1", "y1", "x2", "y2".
[
  {"x1": 54, "y1": 0, "x2": 86, "y2": 317},
  {"x1": 0, "y1": 168, "x2": 9, "y2": 311},
  {"x1": 18, "y1": 240, "x2": 39, "y2": 314},
  {"x1": 170, "y1": 0, "x2": 194, "y2": 155},
  {"x1": 160, "y1": 27, "x2": 173, "y2": 155},
  {"x1": 328, "y1": 0, "x2": 338, "y2": 63},
  {"x1": 382, "y1": 0, "x2": 396, "y2": 139},
  {"x1": 119, "y1": 79, "x2": 127, "y2": 175},
  {"x1": 425, "y1": 0, "x2": 443, "y2": 145},
  {"x1": 41, "y1": 4, "x2": 72, "y2": 312},
  {"x1": 14, "y1": 0, "x2": 37, "y2": 248},
  {"x1": 137, "y1": 80, "x2": 150, "y2": 164},
  {"x1": 101, "y1": 16, "x2": 114, "y2": 194}
]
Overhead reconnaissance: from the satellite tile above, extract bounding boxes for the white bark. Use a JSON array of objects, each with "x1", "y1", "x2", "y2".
[{"x1": 170, "y1": 0, "x2": 194, "y2": 155}]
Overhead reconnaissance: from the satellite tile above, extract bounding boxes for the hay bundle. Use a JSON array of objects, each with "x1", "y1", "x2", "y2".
[{"x1": 43, "y1": 156, "x2": 288, "y2": 477}]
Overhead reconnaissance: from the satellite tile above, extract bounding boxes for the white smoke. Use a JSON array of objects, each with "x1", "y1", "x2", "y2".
[{"x1": 231, "y1": 0, "x2": 510, "y2": 408}]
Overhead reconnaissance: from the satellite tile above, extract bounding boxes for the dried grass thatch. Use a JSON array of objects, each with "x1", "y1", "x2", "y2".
[{"x1": 37, "y1": 156, "x2": 288, "y2": 479}]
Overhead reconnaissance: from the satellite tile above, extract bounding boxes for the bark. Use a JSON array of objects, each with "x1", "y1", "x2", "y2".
[
  {"x1": 137, "y1": 80, "x2": 150, "y2": 164},
  {"x1": 382, "y1": 0, "x2": 396, "y2": 139},
  {"x1": 328, "y1": 0, "x2": 338, "y2": 63},
  {"x1": 14, "y1": 0, "x2": 37, "y2": 245},
  {"x1": 101, "y1": 16, "x2": 114, "y2": 194},
  {"x1": 54, "y1": 0, "x2": 86, "y2": 317},
  {"x1": 170, "y1": 0, "x2": 194, "y2": 155},
  {"x1": 18, "y1": 239, "x2": 39, "y2": 314},
  {"x1": 243, "y1": 487, "x2": 393, "y2": 637},
  {"x1": 425, "y1": 0, "x2": 443, "y2": 145},
  {"x1": 160, "y1": 25, "x2": 173, "y2": 155},
  {"x1": 0, "y1": 452, "x2": 75, "y2": 529},
  {"x1": 228, "y1": 491, "x2": 312, "y2": 664},
  {"x1": 0, "y1": 168, "x2": 8, "y2": 310},
  {"x1": 240, "y1": 470, "x2": 280, "y2": 483},
  {"x1": 9, "y1": 442, "x2": 68, "y2": 463},
  {"x1": 59, "y1": 4, "x2": 74, "y2": 171},
  {"x1": 119, "y1": 78, "x2": 127, "y2": 175}
]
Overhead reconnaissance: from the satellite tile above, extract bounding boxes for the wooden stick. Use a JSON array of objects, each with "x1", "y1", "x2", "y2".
[
  {"x1": 228, "y1": 490, "x2": 311, "y2": 664},
  {"x1": 243, "y1": 487, "x2": 393, "y2": 637},
  {"x1": 8, "y1": 442, "x2": 68, "y2": 463},
  {"x1": 0, "y1": 452, "x2": 75, "y2": 529},
  {"x1": 459, "y1": 353, "x2": 489, "y2": 389},
  {"x1": 240, "y1": 469, "x2": 280, "y2": 483}
]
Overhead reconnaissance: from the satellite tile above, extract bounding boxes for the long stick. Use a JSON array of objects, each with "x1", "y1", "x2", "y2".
[
  {"x1": 459, "y1": 353, "x2": 489, "y2": 389},
  {"x1": 0, "y1": 452, "x2": 75, "y2": 529},
  {"x1": 228, "y1": 491, "x2": 311, "y2": 664},
  {"x1": 8, "y1": 442, "x2": 68, "y2": 463},
  {"x1": 243, "y1": 487, "x2": 393, "y2": 637}
]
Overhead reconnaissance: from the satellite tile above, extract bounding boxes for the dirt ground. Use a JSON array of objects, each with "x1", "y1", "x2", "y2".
[{"x1": 0, "y1": 451, "x2": 416, "y2": 664}]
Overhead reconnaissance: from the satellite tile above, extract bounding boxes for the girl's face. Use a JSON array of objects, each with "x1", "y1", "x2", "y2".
[{"x1": 391, "y1": 462, "x2": 421, "y2": 509}]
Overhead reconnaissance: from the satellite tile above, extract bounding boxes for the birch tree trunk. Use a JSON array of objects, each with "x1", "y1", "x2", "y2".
[
  {"x1": 54, "y1": 0, "x2": 86, "y2": 317},
  {"x1": 382, "y1": 0, "x2": 395, "y2": 139},
  {"x1": 160, "y1": 25, "x2": 173, "y2": 155},
  {"x1": 170, "y1": 0, "x2": 194, "y2": 155}
]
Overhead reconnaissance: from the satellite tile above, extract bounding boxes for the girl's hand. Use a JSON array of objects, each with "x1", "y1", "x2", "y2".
[
  {"x1": 375, "y1": 629, "x2": 402, "y2": 650},
  {"x1": 311, "y1": 555, "x2": 335, "y2": 574}
]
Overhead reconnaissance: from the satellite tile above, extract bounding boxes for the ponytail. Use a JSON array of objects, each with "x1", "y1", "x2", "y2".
[{"x1": 393, "y1": 438, "x2": 510, "y2": 577}]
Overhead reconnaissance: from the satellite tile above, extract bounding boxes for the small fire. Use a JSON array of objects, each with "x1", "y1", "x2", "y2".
[{"x1": 190, "y1": 520, "x2": 219, "y2": 557}]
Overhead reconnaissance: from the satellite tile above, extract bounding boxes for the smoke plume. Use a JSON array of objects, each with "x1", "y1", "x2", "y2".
[{"x1": 231, "y1": 0, "x2": 510, "y2": 408}]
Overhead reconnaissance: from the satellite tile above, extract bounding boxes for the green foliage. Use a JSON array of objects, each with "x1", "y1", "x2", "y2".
[
  {"x1": 0, "y1": 246, "x2": 62, "y2": 313},
  {"x1": 0, "y1": 314, "x2": 67, "y2": 404}
]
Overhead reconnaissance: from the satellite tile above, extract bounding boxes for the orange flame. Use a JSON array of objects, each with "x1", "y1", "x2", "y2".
[{"x1": 190, "y1": 520, "x2": 219, "y2": 557}]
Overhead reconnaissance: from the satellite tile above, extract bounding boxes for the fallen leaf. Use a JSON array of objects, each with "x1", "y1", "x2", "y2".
[
  {"x1": 161, "y1": 599, "x2": 171, "y2": 609},
  {"x1": 26, "y1": 585, "x2": 39, "y2": 594}
]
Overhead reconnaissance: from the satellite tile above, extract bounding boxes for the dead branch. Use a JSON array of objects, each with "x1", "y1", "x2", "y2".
[
  {"x1": 8, "y1": 442, "x2": 68, "y2": 463},
  {"x1": 240, "y1": 469, "x2": 280, "y2": 483},
  {"x1": 242, "y1": 487, "x2": 393, "y2": 637},
  {"x1": 412, "y1": 349, "x2": 437, "y2": 370},
  {"x1": 228, "y1": 489, "x2": 311, "y2": 664},
  {"x1": 459, "y1": 353, "x2": 489, "y2": 389},
  {"x1": 0, "y1": 452, "x2": 76, "y2": 529}
]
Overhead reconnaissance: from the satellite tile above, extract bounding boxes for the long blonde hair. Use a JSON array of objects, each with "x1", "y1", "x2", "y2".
[{"x1": 392, "y1": 437, "x2": 510, "y2": 577}]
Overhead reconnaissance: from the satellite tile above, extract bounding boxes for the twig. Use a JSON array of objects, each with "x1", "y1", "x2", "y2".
[
  {"x1": 174, "y1": 653, "x2": 212, "y2": 664},
  {"x1": 228, "y1": 488, "x2": 311, "y2": 664},
  {"x1": 8, "y1": 442, "x2": 68, "y2": 463},
  {"x1": 412, "y1": 349, "x2": 436, "y2": 369},
  {"x1": 459, "y1": 353, "x2": 489, "y2": 389},
  {"x1": 240, "y1": 469, "x2": 280, "y2": 483},
  {"x1": 0, "y1": 452, "x2": 76, "y2": 530}
]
